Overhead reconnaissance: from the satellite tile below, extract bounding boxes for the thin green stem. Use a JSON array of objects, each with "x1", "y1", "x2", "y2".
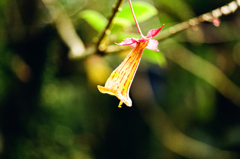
[{"x1": 128, "y1": 0, "x2": 143, "y2": 37}]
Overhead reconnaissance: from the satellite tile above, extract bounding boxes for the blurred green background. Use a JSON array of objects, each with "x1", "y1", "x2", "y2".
[{"x1": 1, "y1": 0, "x2": 240, "y2": 158}]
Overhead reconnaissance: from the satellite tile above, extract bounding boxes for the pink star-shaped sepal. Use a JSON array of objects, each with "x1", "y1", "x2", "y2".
[{"x1": 116, "y1": 25, "x2": 164, "y2": 51}]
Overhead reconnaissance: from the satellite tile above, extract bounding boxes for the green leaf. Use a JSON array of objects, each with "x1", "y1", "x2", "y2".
[
  {"x1": 113, "y1": 17, "x2": 132, "y2": 28},
  {"x1": 117, "y1": 1, "x2": 158, "y2": 24},
  {"x1": 143, "y1": 49, "x2": 167, "y2": 67},
  {"x1": 79, "y1": 10, "x2": 107, "y2": 32}
]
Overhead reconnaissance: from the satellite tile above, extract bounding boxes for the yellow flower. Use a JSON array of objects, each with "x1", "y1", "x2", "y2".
[
  {"x1": 97, "y1": 25, "x2": 163, "y2": 108},
  {"x1": 98, "y1": 40, "x2": 149, "y2": 108}
]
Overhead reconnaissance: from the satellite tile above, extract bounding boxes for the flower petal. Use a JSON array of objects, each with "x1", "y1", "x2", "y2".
[
  {"x1": 146, "y1": 24, "x2": 164, "y2": 38},
  {"x1": 115, "y1": 38, "x2": 138, "y2": 46},
  {"x1": 145, "y1": 39, "x2": 159, "y2": 51}
]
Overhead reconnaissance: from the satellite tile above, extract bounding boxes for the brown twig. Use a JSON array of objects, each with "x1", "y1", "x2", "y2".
[{"x1": 95, "y1": 0, "x2": 125, "y2": 55}]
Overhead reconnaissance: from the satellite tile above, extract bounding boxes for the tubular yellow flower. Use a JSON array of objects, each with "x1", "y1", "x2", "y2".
[
  {"x1": 98, "y1": 25, "x2": 164, "y2": 108},
  {"x1": 98, "y1": 40, "x2": 149, "y2": 108}
]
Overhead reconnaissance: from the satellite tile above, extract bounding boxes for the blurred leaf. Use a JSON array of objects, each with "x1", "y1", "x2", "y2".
[
  {"x1": 79, "y1": 10, "x2": 107, "y2": 32},
  {"x1": 143, "y1": 49, "x2": 167, "y2": 67},
  {"x1": 158, "y1": 12, "x2": 174, "y2": 23},
  {"x1": 160, "y1": 0, "x2": 194, "y2": 20},
  {"x1": 110, "y1": 18, "x2": 132, "y2": 33},
  {"x1": 117, "y1": 1, "x2": 158, "y2": 24},
  {"x1": 113, "y1": 17, "x2": 132, "y2": 28}
]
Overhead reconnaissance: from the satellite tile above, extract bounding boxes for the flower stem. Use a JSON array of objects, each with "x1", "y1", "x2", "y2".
[{"x1": 128, "y1": 0, "x2": 143, "y2": 37}]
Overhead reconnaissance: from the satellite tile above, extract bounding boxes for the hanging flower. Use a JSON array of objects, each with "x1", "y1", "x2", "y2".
[{"x1": 97, "y1": 0, "x2": 164, "y2": 108}]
